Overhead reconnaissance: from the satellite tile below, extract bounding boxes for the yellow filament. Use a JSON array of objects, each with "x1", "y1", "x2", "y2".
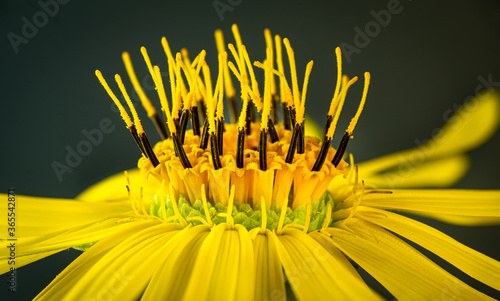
[
  {"x1": 226, "y1": 185, "x2": 236, "y2": 227},
  {"x1": 169, "y1": 183, "x2": 188, "y2": 227},
  {"x1": 215, "y1": 29, "x2": 236, "y2": 98},
  {"x1": 168, "y1": 56, "x2": 177, "y2": 106},
  {"x1": 283, "y1": 38, "x2": 300, "y2": 110},
  {"x1": 115, "y1": 74, "x2": 144, "y2": 134},
  {"x1": 260, "y1": 197, "x2": 267, "y2": 234},
  {"x1": 95, "y1": 70, "x2": 133, "y2": 128},
  {"x1": 276, "y1": 197, "x2": 288, "y2": 235},
  {"x1": 302, "y1": 204, "x2": 312, "y2": 233},
  {"x1": 327, "y1": 47, "x2": 343, "y2": 116},
  {"x1": 201, "y1": 184, "x2": 213, "y2": 228},
  {"x1": 153, "y1": 65, "x2": 176, "y2": 134},
  {"x1": 202, "y1": 62, "x2": 216, "y2": 135},
  {"x1": 347, "y1": 72, "x2": 371, "y2": 134},
  {"x1": 322, "y1": 204, "x2": 332, "y2": 230},
  {"x1": 326, "y1": 76, "x2": 358, "y2": 139},
  {"x1": 139, "y1": 187, "x2": 149, "y2": 216},
  {"x1": 121, "y1": 52, "x2": 157, "y2": 118},
  {"x1": 125, "y1": 171, "x2": 141, "y2": 216},
  {"x1": 159, "y1": 180, "x2": 168, "y2": 221},
  {"x1": 264, "y1": 29, "x2": 276, "y2": 96},
  {"x1": 295, "y1": 60, "x2": 314, "y2": 124},
  {"x1": 186, "y1": 216, "x2": 210, "y2": 227}
]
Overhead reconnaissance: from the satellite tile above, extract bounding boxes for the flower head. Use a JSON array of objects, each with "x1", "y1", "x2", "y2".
[{"x1": 2, "y1": 25, "x2": 500, "y2": 300}]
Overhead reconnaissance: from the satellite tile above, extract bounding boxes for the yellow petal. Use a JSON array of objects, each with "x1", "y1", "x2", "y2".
[
  {"x1": 183, "y1": 224, "x2": 255, "y2": 301},
  {"x1": 361, "y1": 190, "x2": 500, "y2": 221},
  {"x1": 0, "y1": 219, "x2": 159, "y2": 274},
  {"x1": 362, "y1": 155, "x2": 469, "y2": 189},
  {"x1": 356, "y1": 206, "x2": 500, "y2": 291},
  {"x1": 358, "y1": 91, "x2": 499, "y2": 179},
  {"x1": 62, "y1": 223, "x2": 183, "y2": 300},
  {"x1": 35, "y1": 220, "x2": 161, "y2": 300},
  {"x1": 0, "y1": 194, "x2": 132, "y2": 238},
  {"x1": 328, "y1": 218, "x2": 493, "y2": 300},
  {"x1": 253, "y1": 230, "x2": 286, "y2": 301},
  {"x1": 142, "y1": 225, "x2": 210, "y2": 300},
  {"x1": 271, "y1": 228, "x2": 383, "y2": 300},
  {"x1": 76, "y1": 169, "x2": 139, "y2": 202},
  {"x1": 308, "y1": 231, "x2": 364, "y2": 282}
]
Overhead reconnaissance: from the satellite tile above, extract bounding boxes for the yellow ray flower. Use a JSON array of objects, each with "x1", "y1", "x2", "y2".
[{"x1": 1, "y1": 25, "x2": 500, "y2": 300}]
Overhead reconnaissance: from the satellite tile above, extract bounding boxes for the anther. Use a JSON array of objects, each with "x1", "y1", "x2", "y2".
[
  {"x1": 258, "y1": 129, "x2": 268, "y2": 171},
  {"x1": 210, "y1": 133, "x2": 222, "y2": 170},
  {"x1": 236, "y1": 129, "x2": 245, "y2": 168},
  {"x1": 311, "y1": 137, "x2": 332, "y2": 172},
  {"x1": 331, "y1": 132, "x2": 350, "y2": 167}
]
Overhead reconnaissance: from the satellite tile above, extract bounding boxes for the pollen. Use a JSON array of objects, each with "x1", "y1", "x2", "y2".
[{"x1": 95, "y1": 25, "x2": 371, "y2": 232}]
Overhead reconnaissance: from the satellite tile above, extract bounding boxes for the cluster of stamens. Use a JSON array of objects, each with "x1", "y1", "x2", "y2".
[{"x1": 95, "y1": 24, "x2": 370, "y2": 215}]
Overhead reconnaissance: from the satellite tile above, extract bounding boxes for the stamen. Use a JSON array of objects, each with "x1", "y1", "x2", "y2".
[
  {"x1": 311, "y1": 137, "x2": 331, "y2": 172},
  {"x1": 161, "y1": 36, "x2": 175, "y2": 63},
  {"x1": 295, "y1": 60, "x2": 314, "y2": 154},
  {"x1": 327, "y1": 47, "x2": 343, "y2": 118},
  {"x1": 210, "y1": 133, "x2": 222, "y2": 169},
  {"x1": 178, "y1": 109, "x2": 190, "y2": 143},
  {"x1": 172, "y1": 132, "x2": 192, "y2": 169},
  {"x1": 259, "y1": 196, "x2": 267, "y2": 234},
  {"x1": 199, "y1": 119, "x2": 209, "y2": 150},
  {"x1": 303, "y1": 203, "x2": 312, "y2": 233},
  {"x1": 168, "y1": 183, "x2": 188, "y2": 227},
  {"x1": 322, "y1": 204, "x2": 333, "y2": 230},
  {"x1": 122, "y1": 52, "x2": 168, "y2": 139},
  {"x1": 325, "y1": 76, "x2": 358, "y2": 139},
  {"x1": 236, "y1": 129, "x2": 245, "y2": 168},
  {"x1": 331, "y1": 73, "x2": 370, "y2": 167},
  {"x1": 95, "y1": 70, "x2": 133, "y2": 128},
  {"x1": 191, "y1": 104, "x2": 201, "y2": 136},
  {"x1": 276, "y1": 197, "x2": 288, "y2": 235},
  {"x1": 95, "y1": 70, "x2": 152, "y2": 161},
  {"x1": 241, "y1": 45, "x2": 262, "y2": 110},
  {"x1": 200, "y1": 184, "x2": 214, "y2": 228},
  {"x1": 283, "y1": 38, "x2": 301, "y2": 112},
  {"x1": 258, "y1": 129, "x2": 268, "y2": 170},
  {"x1": 226, "y1": 185, "x2": 236, "y2": 227},
  {"x1": 332, "y1": 132, "x2": 350, "y2": 167},
  {"x1": 285, "y1": 125, "x2": 300, "y2": 163},
  {"x1": 231, "y1": 24, "x2": 246, "y2": 76},
  {"x1": 346, "y1": 72, "x2": 371, "y2": 135},
  {"x1": 152, "y1": 65, "x2": 176, "y2": 135},
  {"x1": 215, "y1": 29, "x2": 238, "y2": 123}
]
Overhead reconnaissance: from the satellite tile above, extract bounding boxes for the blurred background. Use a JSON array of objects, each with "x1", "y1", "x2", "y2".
[{"x1": 1, "y1": 0, "x2": 499, "y2": 299}]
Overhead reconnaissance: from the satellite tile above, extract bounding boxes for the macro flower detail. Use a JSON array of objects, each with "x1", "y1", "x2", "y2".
[{"x1": 1, "y1": 24, "x2": 500, "y2": 300}]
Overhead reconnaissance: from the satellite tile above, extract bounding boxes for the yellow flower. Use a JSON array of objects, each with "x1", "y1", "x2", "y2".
[{"x1": 2, "y1": 24, "x2": 500, "y2": 300}]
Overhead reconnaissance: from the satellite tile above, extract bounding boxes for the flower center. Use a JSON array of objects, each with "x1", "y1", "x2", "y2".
[{"x1": 95, "y1": 25, "x2": 371, "y2": 233}]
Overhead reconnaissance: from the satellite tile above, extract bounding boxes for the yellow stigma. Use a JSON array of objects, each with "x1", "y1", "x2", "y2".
[
  {"x1": 121, "y1": 52, "x2": 157, "y2": 118},
  {"x1": 347, "y1": 72, "x2": 371, "y2": 135},
  {"x1": 115, "y1": 74, "x2": 144, "y2": 134},
  {"x1": 95, "y1": 70, "x2": 133, "y2": 128}
]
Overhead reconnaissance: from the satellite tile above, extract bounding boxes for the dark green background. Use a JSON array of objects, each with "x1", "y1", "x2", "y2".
[{"x1": 1, "y1": 0, "x2": 499, "y2": 299}]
